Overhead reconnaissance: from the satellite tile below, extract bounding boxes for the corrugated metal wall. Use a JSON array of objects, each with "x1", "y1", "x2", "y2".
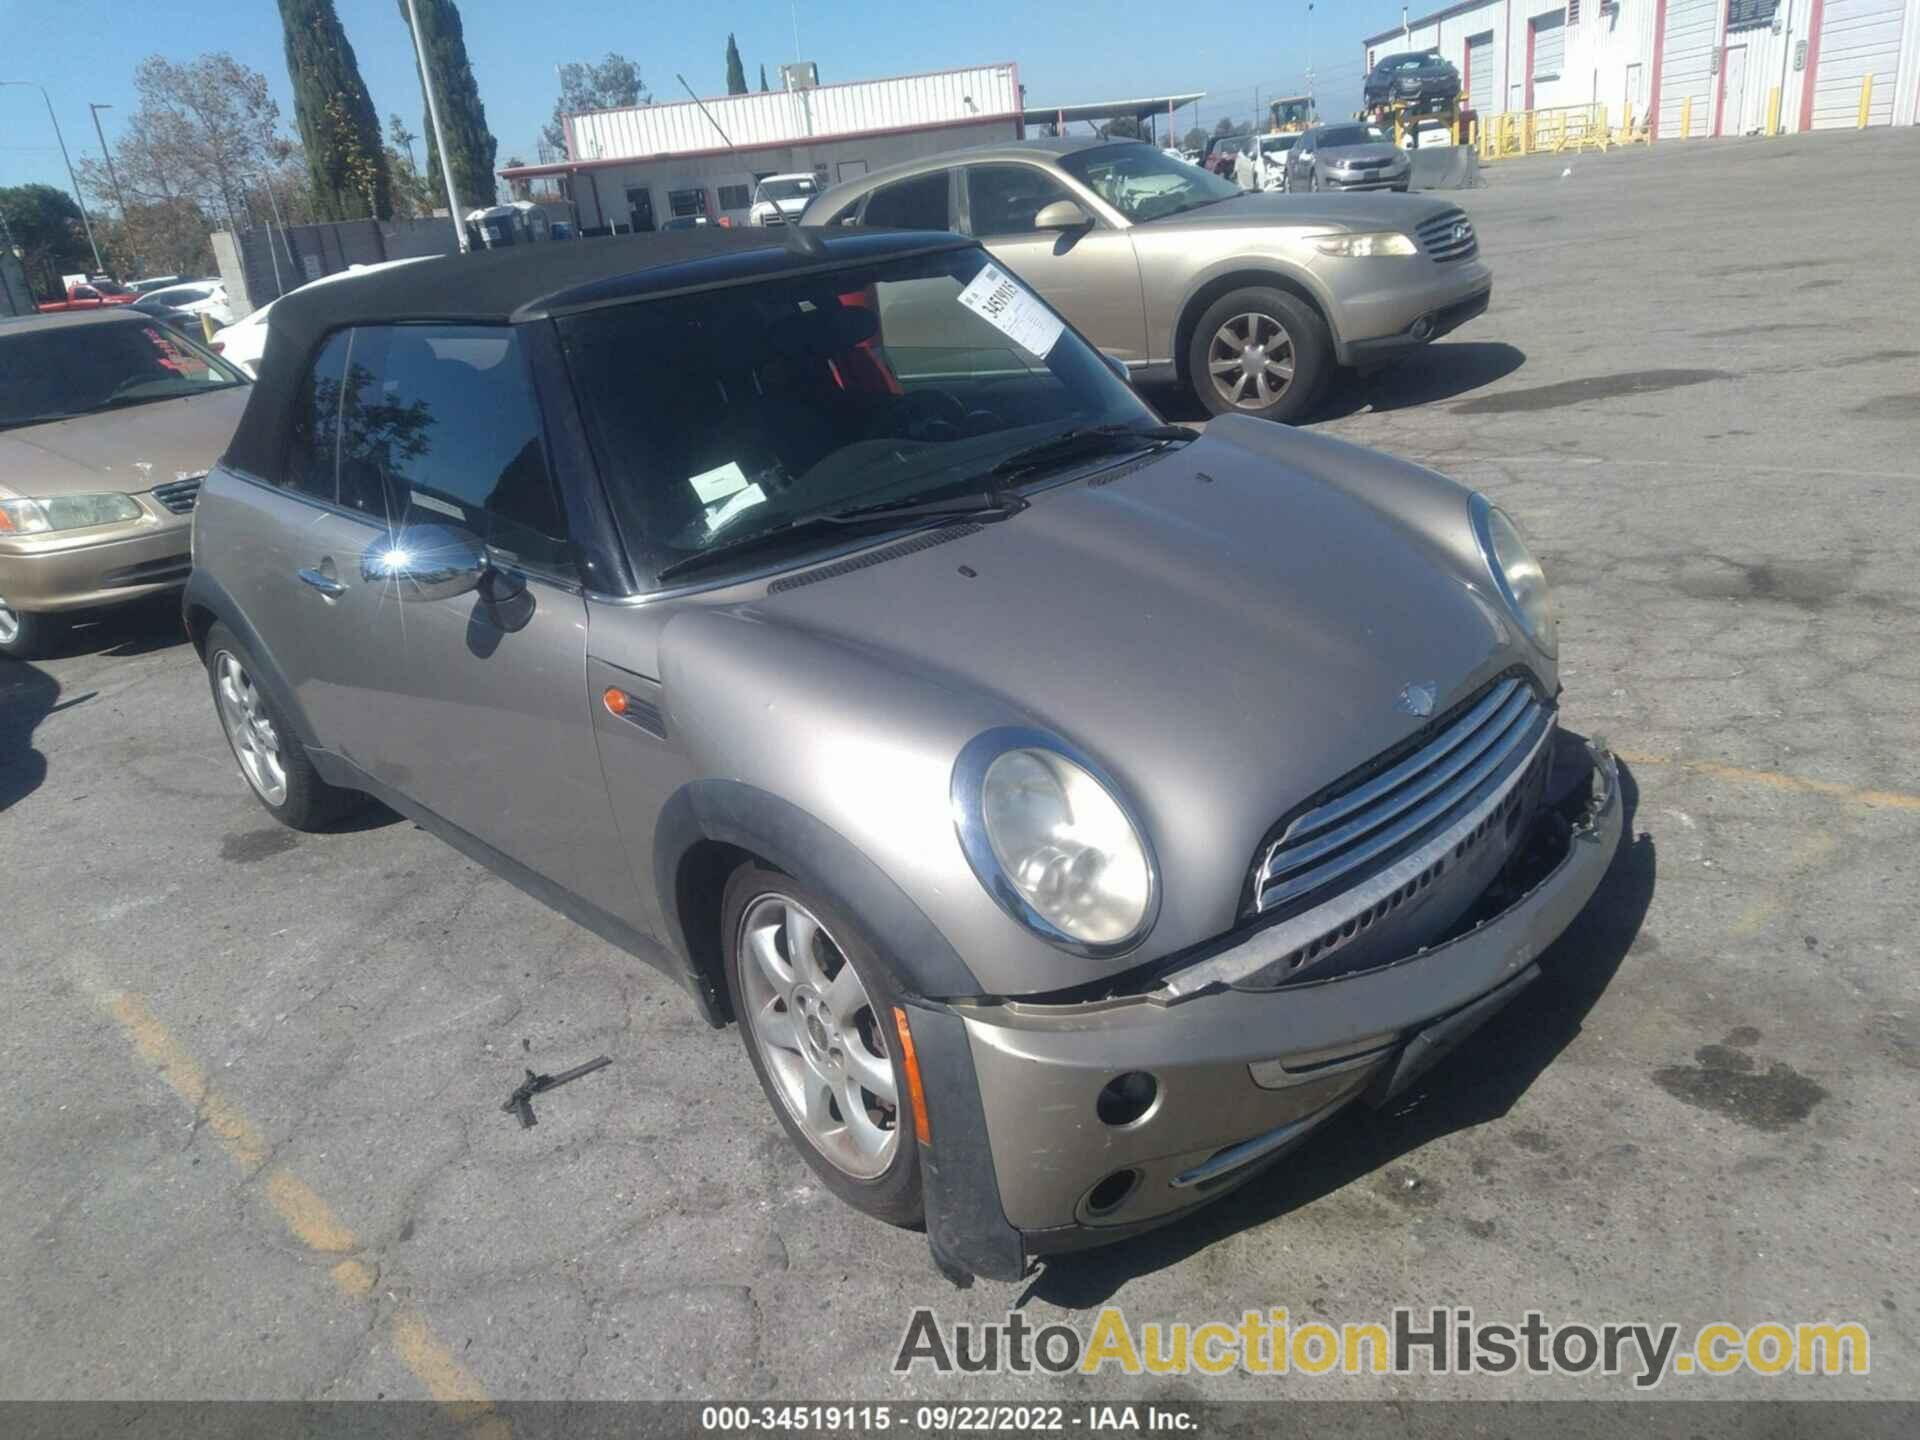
[
  {"x1": 1659, "y1": 0, "x2": 1720, "y2": 135},
  {"x1": 568, "y1": 65, "x2": 1020, "y2": 163},
  {"x1": 1810, "y1": 0, "x2": 1906, "y2": 125}
]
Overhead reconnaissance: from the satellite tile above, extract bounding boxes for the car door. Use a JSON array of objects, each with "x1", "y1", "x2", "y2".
[
  {"x1": 320, "y1": 322, "x2": 640, "y2": 926},
  {"x1": 961, "y1": 162, "x2": 1149, "y2": 363},
  {"x1": 1291, "y1": 130, "x2": 1317, "y2": 189}
]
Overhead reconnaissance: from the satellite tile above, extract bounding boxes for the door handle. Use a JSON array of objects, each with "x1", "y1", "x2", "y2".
[{"x1": 296, "y1": 567, "x2": 347, "y2": 598}]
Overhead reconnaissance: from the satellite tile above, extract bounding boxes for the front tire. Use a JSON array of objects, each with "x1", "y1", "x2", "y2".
[
  {"x1": 204, "y1": 622, "x2": 362, "y2": 830},
  {"x1": 0, "y1": 597, "x2": 63, "y2": 660},
  {"x1": 723, "y1": 865, "x2": 924, "y2": 1226},
  {"x1": 1187, "y1": 286, "x2": 1331, "y2": 424}
]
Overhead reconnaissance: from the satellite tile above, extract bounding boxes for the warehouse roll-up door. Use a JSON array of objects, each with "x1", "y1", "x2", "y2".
[
  {"x1": 1468, "y1": 32, "x2": 1495, "y2": 114},
  {"x1": 1810, "y1": 0, "x2": 1904, "y2": 128},
  {"x1": 1658, "y1": 0, "x2": 1718, "y2": 137}
]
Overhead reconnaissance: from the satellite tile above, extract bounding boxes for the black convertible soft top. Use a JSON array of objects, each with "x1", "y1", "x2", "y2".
[{"x1": 226, "y1": 226, "x2": 971, "y2": 481}]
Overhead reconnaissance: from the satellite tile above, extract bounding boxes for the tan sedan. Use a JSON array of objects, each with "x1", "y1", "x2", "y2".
[{"x1": 0, "y1": 310, "x2": 249, "y2": 658}]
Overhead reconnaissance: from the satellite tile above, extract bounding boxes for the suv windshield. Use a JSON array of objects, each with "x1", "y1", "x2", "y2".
[
  {"x1": 559, "y1": 247, "x2": 1161, "y2": 585},
  {"x1": 1317, "y1": 125, "x2": 1387, "y2": 148},
  {"x1": 758, "y1": 177, "x2": 818, "y2": 203},
  {"x1": 0, "y1": 319, "x2": 247, "y2": 430},
  {"x1": 1058, "y1": 143, "x2": 1240, "y2": 223}
]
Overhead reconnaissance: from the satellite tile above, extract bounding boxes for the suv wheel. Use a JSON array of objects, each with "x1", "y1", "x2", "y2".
[
  {"x1": 0, "y1": 596, "x2": 63, "y2": 661},
  {"x1": 723, "y1": 865, "x2": 924, "y2": 1225},
  {"x1": 1187, "y1": 286, "x2": 1331, "y2": 424},
  {"x1": 204, "y1": 622, "x2": 362, "y2": 830}
]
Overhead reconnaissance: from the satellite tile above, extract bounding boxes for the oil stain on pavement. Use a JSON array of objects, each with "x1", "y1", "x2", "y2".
[
  {"x1": 1451, "y1": 369, "x2": 1732, "y2": 414},
  {"x1": 220, "y1": 829, "x2": 300, "y2": 863},
  {"x1": 1653, "y1": 1028, "x2": 1828, "y2": 1133}
]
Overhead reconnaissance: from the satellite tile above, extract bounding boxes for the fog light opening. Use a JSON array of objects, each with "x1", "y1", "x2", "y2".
[
  {"x1": 1096, "y1": 1071, "x2": 1159, "y2": 1128},
  {"x1": 1411, "y1": 315, "x2": 1436, "y2": 340},
  {"x1": 1085, "y1": 1168, "x2": 1140, "y2": 1217}
]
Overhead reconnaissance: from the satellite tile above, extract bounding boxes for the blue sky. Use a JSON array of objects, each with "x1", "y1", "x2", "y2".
[{"x1": 0, "y1": 0, "x2": 1421, "y2": 196}]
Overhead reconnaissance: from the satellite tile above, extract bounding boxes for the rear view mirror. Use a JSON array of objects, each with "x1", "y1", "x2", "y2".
[
  {"x1": 361, "y1": 523, "x2": 486, "y2": 603},
  {"x1": 1034, "y1": 200, "x2": 1091, "y2": 231}
]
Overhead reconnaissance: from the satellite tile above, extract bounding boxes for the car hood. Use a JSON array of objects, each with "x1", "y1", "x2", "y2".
[
  {"x1": 741, "y1": 417, "x2": 1538, "y2": 938},
  {"x1": 1323, "y1": 142, "x2": 1409, "y2": 165},
  {"x1": 0, "y1": 386, "x2": 251, "y2": 498},
  {"x1": 1139, "y1": 189, "x2": 1450, "y2": 233}
]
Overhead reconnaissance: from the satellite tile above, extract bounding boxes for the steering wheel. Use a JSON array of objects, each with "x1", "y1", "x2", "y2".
[{"x1": 892, "y1": 388, "x2": 967, "y2": 442}]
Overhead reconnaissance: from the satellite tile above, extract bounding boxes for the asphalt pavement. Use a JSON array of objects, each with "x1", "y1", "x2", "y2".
[{"x1": 3, "y1": 127, "x2": 1916, "y2": 1405}]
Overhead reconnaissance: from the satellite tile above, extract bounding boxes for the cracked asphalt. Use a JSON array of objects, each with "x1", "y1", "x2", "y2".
[{"x1": 3, "y1": 128, "x2": 1917, "y2": 1404}]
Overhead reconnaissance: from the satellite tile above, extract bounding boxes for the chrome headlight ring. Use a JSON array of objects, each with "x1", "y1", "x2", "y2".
[
  {"x1": 1470, "y1": 492, "x2": 1558, "y2": 658},
  {"x1": 950, "y1": 727, "x2": 1161, "y2": 959}
]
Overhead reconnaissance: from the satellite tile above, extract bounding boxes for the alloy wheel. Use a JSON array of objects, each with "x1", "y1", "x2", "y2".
[
  {"x1": 213, "y1": 650, "x2": 289, "y2": 805},
  {"x1": 1207, "y1": 312, "x2": 1297, "y2": 410},
  {"x1": 737, "y1": 892, "x2": 900, "y2": 1179}
]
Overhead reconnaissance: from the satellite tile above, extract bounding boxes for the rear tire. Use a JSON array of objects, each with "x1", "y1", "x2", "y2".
[
  {"x1": 722, "y1": 864, "x2": 924, "y2": 1226},
  {"x1": 204, "y1": 622, "x2": 362, "y2": 830},
  {"x1": 0, "y1": 599, "x2": 63, "y2": 661},
  {"x1": 1187, "y1": 286, "x2": 1331, "y2": 424}
]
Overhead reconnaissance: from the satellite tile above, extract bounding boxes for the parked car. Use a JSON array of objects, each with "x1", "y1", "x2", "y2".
[
  {"x1": 1235, "y1": 133, "x2": 1299, "y2": 193},
  {"x1": 802, "y1": 138, "x2": 1489, "y2": 422},
  {"x1": 35, "y1": 276, "x2": 139, "y2": 314},
  {"x1": 127, "y1": 274, "x2": 187, "y2": 295},
  {"x1": 748, "y1": 172, "x2": 820, "y2": 226},
  {"x1": 0, "y1": 309, "x2": 249, "y2": 657},
  {"x1": 1363, "y1": 50, "x2": 1463, "y2": 115},
  {"x1": 187, "y1": 227, "x2": 1615, "y2": 1281},
  {"x1": 211, "y1": 259, "x2": 431, "y2": 378},
  {"x1": 132, "y1": 280, "x2": 233, "y2": 333},
  {"x1": 1285, "y1": 123, "x2": 1412, "y2": 194}
]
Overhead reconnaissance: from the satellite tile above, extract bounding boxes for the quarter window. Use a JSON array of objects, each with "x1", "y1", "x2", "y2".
[
  {"x1": 860, "y1": 172, "x2": 950, "y2": 231},
  {"x1": 330, "y1": 325, "x2": 574, "y2": 575},
  {"x1": 966, "y1": 165, "x2": 1078, "y2": 237}
]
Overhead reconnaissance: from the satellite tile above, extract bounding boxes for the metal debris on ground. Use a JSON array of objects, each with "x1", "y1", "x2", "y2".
[{"x1": 502, "y1": 1054, "x2": 613, "y2": 1129}]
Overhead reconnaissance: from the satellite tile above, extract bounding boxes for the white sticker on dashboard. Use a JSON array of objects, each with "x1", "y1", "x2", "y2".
[{"x1": 955, "y1": 262, "x2": 1065, "y2": 358}]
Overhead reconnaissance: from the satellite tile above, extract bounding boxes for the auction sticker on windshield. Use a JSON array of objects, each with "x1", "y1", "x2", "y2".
[{"x1": 956, "y1": 262, "x2": 1064, "y2": 358}]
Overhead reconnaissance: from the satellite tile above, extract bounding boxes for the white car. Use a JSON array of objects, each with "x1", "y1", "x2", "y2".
[
  {"x1": 211, "y1": 259, "x2": 430, "y2": 378},
  {"x1": 1234, "y1": 134, "x2": 1299, "y2": 193},
  {"x1": 748, "y1": 172, "x2": 820, "y2": 226},
  {"x1": 136, "y1": 280, "x2": 233, "y2": 330}
]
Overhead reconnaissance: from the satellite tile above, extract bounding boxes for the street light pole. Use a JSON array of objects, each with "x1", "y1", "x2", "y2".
[
  {"x1": 1, "y1": 80, "x2": 104, "y2": 273},
  {"x1": 87, "y1": 102, "x2": 137, "y2": 274},
  {"x1": 401, "y1": 0, "x2": 469, "y2": 252}
]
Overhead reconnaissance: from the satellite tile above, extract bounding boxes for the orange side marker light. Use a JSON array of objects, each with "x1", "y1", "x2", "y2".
[
  {"x1": 891, "y1": 1005, "x2": 932, "y2": 1145},
  {"x1": 602, "y1": 688, "x2": 629, "y2": 717}
]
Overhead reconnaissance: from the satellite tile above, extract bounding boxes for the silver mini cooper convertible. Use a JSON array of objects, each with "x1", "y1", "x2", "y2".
[{"x1": 188, "y1": 228, "x2": 1620, "y2": 1281}]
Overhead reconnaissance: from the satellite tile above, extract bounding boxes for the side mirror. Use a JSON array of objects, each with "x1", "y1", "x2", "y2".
[
  {"x1": 1102, "y1": 353, "x2": 1132, "y2": 385},
  {"x1": 361, "y1": 523, "x2": 486, "y2": 603},
  {"x1": 1033, "y1": 200, "x2": 1091, "y2": 231}
]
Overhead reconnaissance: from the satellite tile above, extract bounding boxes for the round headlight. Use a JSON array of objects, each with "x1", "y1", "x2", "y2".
[
  {"x1": 1471, "y1": 494, "x2": 1557, "y2": 657},
  {"x1": 952, "y1": 729, "x2": 1158, "y2": 956}
]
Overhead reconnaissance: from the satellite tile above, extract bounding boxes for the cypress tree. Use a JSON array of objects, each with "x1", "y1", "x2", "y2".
[
  {"x1": 397, "y1": 0, "x2": 499, "y2": 214},
  {"x1": 759, "y1": 64, "x2": 770, "y2": 93},
  {"x1": 725, "y1": 34, "x2": 748, "y2": 95},
  {"x1": 279, "y1": 0, "x2": 392, "y2": 220}
]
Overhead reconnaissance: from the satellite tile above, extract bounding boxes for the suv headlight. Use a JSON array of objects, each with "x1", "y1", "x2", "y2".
[
  {"x1": 0, "y1": 492, "x2": 143, "y2": 535},
  {"x1": 952, "y1": 728, "x2": 1158, "y2": 956},
  {"x1": 1313, "y1": 232, "x2": 1418, "y2": 257},
  {"x1": 1471, "y1": 493, "x2": 1557, "y2": 657}
]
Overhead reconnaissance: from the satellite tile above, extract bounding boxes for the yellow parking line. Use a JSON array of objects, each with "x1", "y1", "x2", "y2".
[
  {"x1": 102, "y1": 990, "x2": 504, "y2": 1429},
  {"x1": 1617, "y1": 750, "x2": 1920, "y2": 813}
]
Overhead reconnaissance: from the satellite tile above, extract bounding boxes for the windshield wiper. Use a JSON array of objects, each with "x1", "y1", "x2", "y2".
[
  {"x1": 653, "y1": 496, "x2": 1021, "y2": 585},
  {"x1": 987, "y1": 423, "x2": 1195, "y2": 481}
]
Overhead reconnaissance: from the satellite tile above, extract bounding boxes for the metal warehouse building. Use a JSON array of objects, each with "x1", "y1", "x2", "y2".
[
  {"x1": 500, "y1": 64, "x2": 1024, "y2": 233},
  {"x1": 1365, "y1": 0, "x2": 1920, "y2": 138}
]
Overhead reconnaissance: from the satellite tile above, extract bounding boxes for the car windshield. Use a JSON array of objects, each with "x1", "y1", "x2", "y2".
[
  {"x1": 559, "y1": 246, "x2": 1159, "y2": 585},
  {"x1": 760, "y1": 177, "x2": 818, "y2": 202},
  {"x1": 1318, "y1": 125, "x2": 1387, "y2": 148},
  {"x1": 1058, "y1": 143, "x2": 1240, "y2": 223},
  {"x1": 0, "y1": 320, "x2": 247, "y2": 429},
  {"x1": 1383, "y1": 54, "x2": 1431, "y2": 72},
  {"x1": 1259, "y1": 136, "x2": 1298, "y2": 155}
]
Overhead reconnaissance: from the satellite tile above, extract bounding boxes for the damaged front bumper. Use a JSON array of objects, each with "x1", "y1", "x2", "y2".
[{"x1": 906, "y1": 734, "x2": 1621, "y2": 1282}]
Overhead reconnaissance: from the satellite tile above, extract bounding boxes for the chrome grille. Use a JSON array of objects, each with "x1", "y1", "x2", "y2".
[
  {"x1": 150, "y1": 474, "x2": 206, "y2": 514},
  {"x1": 1415, "y1": 208, "x2": 1478, "y2": 263},
  {"x1": 1252, "y1": 676, "x2": 1550, "y2": 915}
]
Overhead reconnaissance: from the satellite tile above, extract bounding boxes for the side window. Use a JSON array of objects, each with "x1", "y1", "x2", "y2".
[
  {"x1": 860, "y1": 171, "x2": 950, "y2": 231},
  {"x1": 965, "y1": 165, "x2": 1078, "y2": 237},
  {"x1": 283, "y1": 331, "x2": 350, "y2": 501},
  {"x1": 333, "y1": 325, "x2": 574, "y2": 576},
  {"x1": 820, "y1": 197, "x2": 864, "y2": 227}
]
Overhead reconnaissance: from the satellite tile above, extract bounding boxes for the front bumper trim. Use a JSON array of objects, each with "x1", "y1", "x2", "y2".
[{"x1": 1169, "y1": 1109, "x2": 1326, "y2": 1189}]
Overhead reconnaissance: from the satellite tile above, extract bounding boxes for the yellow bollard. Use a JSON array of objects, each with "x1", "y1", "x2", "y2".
[
  {"x1": 200, "y1": 311, "x2": 216, "y2": 344},
  {"x1": 1857, "y1": 73, "x2": 1873, "y2": 128},
  {"x1": 1680, "y1": 94, "x2": 1693, "y2": 139},
  {"x1": 1766, "y1": 86, "x2": 1782, "y2": 136}
]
